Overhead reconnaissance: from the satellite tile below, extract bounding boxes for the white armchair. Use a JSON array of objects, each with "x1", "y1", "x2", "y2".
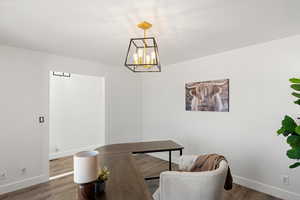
[{"x1": 153, "y1": 155, "x2": 228, "y2": 200}]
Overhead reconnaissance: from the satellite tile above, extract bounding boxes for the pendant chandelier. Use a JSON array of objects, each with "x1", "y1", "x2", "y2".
[{"x1": 124, "y1": 21, "x2": 161, "y2": 72}]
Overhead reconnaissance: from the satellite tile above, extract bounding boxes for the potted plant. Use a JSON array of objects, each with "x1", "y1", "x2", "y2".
[
  {"x1": 277, "y1": 78, "x2": 300, "y2": 168},
  {"x1": 95, "y1": 167, "x2": 110, "y2": 195}
]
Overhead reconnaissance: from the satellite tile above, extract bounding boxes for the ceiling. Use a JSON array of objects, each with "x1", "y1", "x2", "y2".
[{"x1": 0, "y1": 0, "x2": 300, "y2": 66}]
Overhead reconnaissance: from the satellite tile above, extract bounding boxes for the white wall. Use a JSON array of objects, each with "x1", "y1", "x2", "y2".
[
  {"x1": 49, "y1": 73, "x2": 105, "y2": 159},
  {"x1": 0, "y1": 45, "x2": 142, "y2": 194},
  {"x1": 2, "y1": 34, "x2": 300, "y2": 199},
  {"x1": 141, "y1": 35, "x2": 300, "y2": 200}
]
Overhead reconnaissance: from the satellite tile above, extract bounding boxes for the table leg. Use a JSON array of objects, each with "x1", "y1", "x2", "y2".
[
  {"x1": 169, "y1": 151, "x2": 172, "y2": 171},
  {"x1": 180, "y1": 149, "x2": 182, "y2": 156}
]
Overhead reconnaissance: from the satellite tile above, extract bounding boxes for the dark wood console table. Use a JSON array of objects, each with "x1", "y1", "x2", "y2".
[{"x1": 95, "y1": 140, "x2": 184, "y2": 200}]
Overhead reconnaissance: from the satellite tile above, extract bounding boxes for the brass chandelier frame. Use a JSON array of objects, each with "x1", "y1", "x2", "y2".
[{"x1": 124, "y1": 21, "x2": 161, "y2": 72}]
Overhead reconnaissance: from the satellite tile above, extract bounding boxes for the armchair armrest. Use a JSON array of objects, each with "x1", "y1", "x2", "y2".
[{"x1": 158, "y1": 160, "x2": 228, "y2": 200}]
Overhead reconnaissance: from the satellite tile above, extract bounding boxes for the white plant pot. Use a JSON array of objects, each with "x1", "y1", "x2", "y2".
[{"x1": 74, "y1": 151, "x2": 99, "y2": 184}]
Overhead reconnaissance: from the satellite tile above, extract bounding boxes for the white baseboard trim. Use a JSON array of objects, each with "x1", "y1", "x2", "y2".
[
  {"x1": 49, "y1": 144, "x2": 103, "y2": 160},
  {"x1": 0, "y1": 174, "x2": 48, "y2": 195},
  {"x1": 49, "y1": 171, "x2": 73, "y2": 180},
  {"x1": 149, "y1": 153, "x2": 300, "y2": 200},
  {"x1": 233, "y1": 175, "x2": 300, "y2": 200}
]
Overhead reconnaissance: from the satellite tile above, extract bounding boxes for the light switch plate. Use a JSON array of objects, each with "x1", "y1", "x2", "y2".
[{"x1": 39, "y1": 116, "x2": 45, "y2": 123}]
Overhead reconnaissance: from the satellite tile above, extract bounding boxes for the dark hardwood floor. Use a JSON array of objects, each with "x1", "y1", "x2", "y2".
[{"x1": 0, "y1": 154, "x2": 281, "y2": 200}]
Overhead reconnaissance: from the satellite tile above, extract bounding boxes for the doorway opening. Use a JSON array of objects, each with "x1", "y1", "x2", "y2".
[{"x1": 49, "y1": 71, "x2": 105, "y2": 179}]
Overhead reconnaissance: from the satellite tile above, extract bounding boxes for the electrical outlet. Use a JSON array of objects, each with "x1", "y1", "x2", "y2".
[
  {"x1": 282, "y1": 175, "x2": 290, "y2": 185},
  {"x1": 0, "y1": 171, "x2": 7, "y2": 180}
]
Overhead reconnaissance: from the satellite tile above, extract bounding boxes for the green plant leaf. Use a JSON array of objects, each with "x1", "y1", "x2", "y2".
[
  {"x1": 282, "y1": 115, "x2": 297, "y2": 132},
  {"x1": 291, "y1": 84, "x2": 300, "y2": 91},
  {"x1": 287, "y1": 147, "x2": 300, "y2": 159},
  {"x1": 289, "y1": 78, "x2": 300, "y2": 83},
  {"x1": 295, "y1": 126, "x2": 300, "y2": 135},
  {"x1": 277, "y1": 127, "x2": 285, "y2": 135},
  {"x1": 294, "y1": 99, "x2": 300, "y2": 105},
  {"x1": 289, "y1": 162, "x2": 300, "y2": 169},
  {"x1": 292, "y1": 92, "x2": 300, "y2": 98},
  {"x1": 287, "y1": 135, "x2": 300, "y2": 147}
]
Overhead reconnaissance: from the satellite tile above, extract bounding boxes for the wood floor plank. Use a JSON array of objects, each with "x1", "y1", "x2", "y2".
[{"x1": 49, "y1": 156, "x2": 73, "y2": 177}]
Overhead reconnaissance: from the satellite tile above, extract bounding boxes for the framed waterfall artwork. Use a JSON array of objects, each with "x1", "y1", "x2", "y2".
[{"x1": 185, "y1": 79, "x2": 229, "y2": 112}]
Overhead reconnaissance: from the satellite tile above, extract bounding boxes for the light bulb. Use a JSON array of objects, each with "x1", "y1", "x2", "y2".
[
  {"x1": 151, "y1": 51, "x2": 156, "y2": 64},
  {"x1": 146, "y1": 55, "x2": 151, "y2": 65},
  {"x1": 138, "y1": 49, "x2": 143, "y2": 64},
  {"x1": 138, "y1": 49, "x2": 143, "y2": 57},
  {"x1": 133, "y1": 53, "x2": 138, "y2": 64}
]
